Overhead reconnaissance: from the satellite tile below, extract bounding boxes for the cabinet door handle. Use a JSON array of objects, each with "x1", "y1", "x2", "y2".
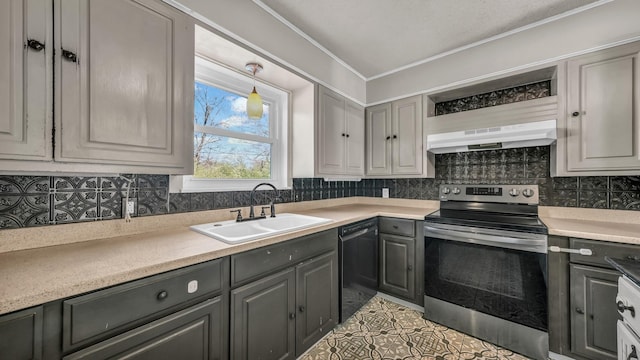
[
  {"x1": 393, "y1": 135, "x2": 397, "y2": 139},
  {"x1": 62, "y1": 49, "x2": 77, "y2": 63},
  {"x1": 341, "y1": 133, "x2": 346, "y2": 137},
  {"x1": 299, "y1": 306, "x2": 305, "y2": 313},
  {"x1": 628, "y1": 345, "x2": 637, "y2": 360},
  {"x1": 346, "y1": 134, "x2": 350, "y2": 138},
  {"x1": 386, "y1": 136, "x2": 391, "y2": 140},
  {"x1": 27, "y1": 39, "x2": 45, "y2": 51},
  {"x1": 572, "y1": 111, "x2": 580, "y2": 117},
  {"x1": 289, "y1": 312, "x2": 296, "y2": 319},
  {"x1": 408, "y1": 264, "x2": 413, "y2": 271},
  {"x1": 575, "y1": 307, "x2": 584, "y2": 314},
  {"x1": 157, "y1": 290, "x2": 168, "y2": 301},
  {"x1": 618, "y1": 301, "x2": 636, "y2": 317}
]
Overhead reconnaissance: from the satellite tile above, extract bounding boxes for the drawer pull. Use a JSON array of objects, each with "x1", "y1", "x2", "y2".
[
  {"x1": 617, "y1": 301, "x2": 636, "y2": 317},
  {"x1": 156, "y1": 290, "x2": 168, "y2": 301},
  {"x1": 575, "y1": 307, "x2": 584, "y2": 314},
  {"x1": 627, "y1": 255, "x2": 640, "y2": 261},
  {"x1": 393, "y1": 225, "x2": 399, "y2": 229},
  {"x1": 629, "y1": 345, "x2": 637, "y2": 360},
  {"x1": 548, "y1": 246, "x2": 592, "y2": 256},
  {"x1": 299, "y1": 306, "x2": 305, "y2": 313},
  {"x1": 289, "y1": 312, "x2": 296, "y2": 319}
]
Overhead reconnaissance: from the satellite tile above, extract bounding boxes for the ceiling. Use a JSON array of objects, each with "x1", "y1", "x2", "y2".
[{"x1": 256, "y1": 0, "x2": 603, "y2": 79}]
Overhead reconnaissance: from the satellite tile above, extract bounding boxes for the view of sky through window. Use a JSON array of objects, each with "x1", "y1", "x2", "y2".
[{"x1": 194, "y1": 82, "x2": 271, "y2": 179}]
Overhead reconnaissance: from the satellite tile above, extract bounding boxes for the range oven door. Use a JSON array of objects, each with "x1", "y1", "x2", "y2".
[{"x1": 424, "y1": 225, "x2": 548, "y2": 331}]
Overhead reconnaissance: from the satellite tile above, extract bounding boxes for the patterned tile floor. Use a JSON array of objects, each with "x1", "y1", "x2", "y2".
[{"x1": 300, "y1": 296, "x2": 531, "y2": 360}]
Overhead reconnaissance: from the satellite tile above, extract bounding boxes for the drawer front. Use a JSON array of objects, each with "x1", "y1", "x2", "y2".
[
  {"x1": 379, "y1": 217, "x2": 415, "y2": 237},
  {"x1": 570, "y1": 238, "x2": 640, "y2": 268},
  {"x1": 231, "y1": 229, "x2": 337, "y2": 287},
  {"x1": 63, "y1": 258, "x2": 227, "y2": 351},
  {"x1": 64, "y1": 297, "x2": 225, "y2": 360}
]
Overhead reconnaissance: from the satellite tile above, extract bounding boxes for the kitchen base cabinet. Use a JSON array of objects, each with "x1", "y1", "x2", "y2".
[
  {"x1": 570, "y1": 264, "x2": 619, "y2": 360},
  {"x1": 231, "y1": 268, "x2": 296, "y2": 360},
  {"x1": 63, "y1": 297, "x2": 225, "y2": 360},
  {"x1": 548, "y1": 236, "x2": 637, "y2": 360},
  {"x1": 378, "y1": 217, "x2": 424, "y2": 305},
  {"x1": 0, "y1": 305, "x2": 43, "y2": 360},
  {"x1": 296, "y1": 251, "x2": 339, "y2": 355},
  {"x1": 230, "y1": 229, "x2": 339, "y2": 359}
]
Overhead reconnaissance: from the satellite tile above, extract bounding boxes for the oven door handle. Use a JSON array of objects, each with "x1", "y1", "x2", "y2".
[{"x1": 424, "y1": 226, "x2": 547, "y2": 253}]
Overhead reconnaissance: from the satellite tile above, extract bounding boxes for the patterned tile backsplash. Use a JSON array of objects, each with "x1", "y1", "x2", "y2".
[
  {"x1": 1, "y1": 146, "x2": 640, "y2": 229},
  {"x1": 435, "y1": 80, "x2": 551, "y2": 115}
]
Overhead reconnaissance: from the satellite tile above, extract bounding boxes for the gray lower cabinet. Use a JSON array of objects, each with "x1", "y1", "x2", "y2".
[
  {"x1": 549, "y1": 236, "x2": 636, "y2": 360},
  {"x1": 296, "y1": 251, "x2": 339, "y2": 354},
  {"x1": 61, "y1": 257, "x2": 229, "y2": 359},
  {"x1": 230, "y1": 229, "x2": 339, "y2": 359},
  {"x1": 570, "y1": 264, "x2": 619, "y2": 360},
  {"x1": 379, "y1": 233, "x2": 415, "y2": 300},
  {"x1": 63, "y1": 297, "x2": 224, "y2": 360},
  {"x1": 378, "y1": 217, "x2": 423, "y2": 305},
  {"x1": 0, "y1": 305, "x2": 43, "y2": 360},
  {"x1": 231, "y1": 268, "x2": 297, "y2": 360}
]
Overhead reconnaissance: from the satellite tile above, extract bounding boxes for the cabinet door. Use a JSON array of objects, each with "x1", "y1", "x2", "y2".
[
  {"x1": 365, "y1": 103, "x2": 392, "y2": 176},
  {"x1": 63, "y1": 297, "x2": 225, "y2": 360},
  {"x1": 345, "y1": 100, "x2": 365, "y2": 176},
  {"x1": 296, "y1": 251, "x2": 339, "y2": 356},
  {"x1": 0, "y1": 0, "x2": 51, "y2": 161},
  {"x1": 570, "y1": 264, "x2": 619, "y2": 360},
  {"x1": 392, "y1": 95, "x2": 422, "y2": 175},
  {"x1": 316, "y1": 86, "x2": 346, "y2": 175},
  {"x1": 566, "y1": 42, "x2": 640, "y2": 172},
  {"x1": 231, "y1": 268, "x2": 296, "y2": 360},
  {"x1": 0, "y1": 306, "x2": 43, "y2": 360},
  {"x1": 379, "y1": 234, "x2": 415, "y2": 301},
  {"x1": 55, "y1": 0, "x2": 193, "y2": 173}
]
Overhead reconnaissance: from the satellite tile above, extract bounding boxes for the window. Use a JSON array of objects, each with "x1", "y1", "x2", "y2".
[{"x1": 172, "y1": 56, "x2": 290, "y2": 192}]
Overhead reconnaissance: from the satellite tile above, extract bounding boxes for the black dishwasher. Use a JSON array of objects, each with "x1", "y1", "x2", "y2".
[{"x1": 339, "y1": 218, "x2": 379, "y2": 323}]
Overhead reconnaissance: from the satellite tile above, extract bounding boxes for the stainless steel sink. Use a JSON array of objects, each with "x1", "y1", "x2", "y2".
[{"x1": 190, "y1": 213, "x2": 333, "y2": 244}]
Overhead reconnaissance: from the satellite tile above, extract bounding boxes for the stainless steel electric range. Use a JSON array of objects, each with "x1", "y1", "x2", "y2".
[{"x1": 424, "y1": 184, "x2": 548, "y2": 360}]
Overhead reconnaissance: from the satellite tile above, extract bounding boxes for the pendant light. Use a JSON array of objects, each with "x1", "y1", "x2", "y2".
[{"x1": 245, "y1": 62, "x2": 263, "y2": 119}]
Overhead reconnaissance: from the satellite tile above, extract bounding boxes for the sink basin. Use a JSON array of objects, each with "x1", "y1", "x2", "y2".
[{"x1": 190, "y1": 213, "x2": 333, "y2": 244}]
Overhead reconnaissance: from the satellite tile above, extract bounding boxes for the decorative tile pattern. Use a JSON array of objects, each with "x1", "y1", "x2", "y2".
[
  {"x1": 3, "y1": 151, "x2": 640, "y2": 230},
  {"x1": 435, "y1": 81, "x2": 551, "y2": 116},
  {"x1": 300, "y1": 296, "x2": 529, "y2": 360}
]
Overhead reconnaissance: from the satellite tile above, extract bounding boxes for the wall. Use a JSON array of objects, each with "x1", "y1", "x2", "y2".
[
  {"x1": 366, "y1": 0, "x2": 640, "y2": 104},
  {"x1": 2, "y1": 146, "x2": 639, "y2": 229},
  {"x1": 170, "y1": 0, "x2": 366, "y2": 104}
]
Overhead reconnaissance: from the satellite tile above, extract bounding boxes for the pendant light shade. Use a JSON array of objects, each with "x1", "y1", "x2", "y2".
[{"x1": 245, "y1": 63, "x2": 263, "y2": 119}]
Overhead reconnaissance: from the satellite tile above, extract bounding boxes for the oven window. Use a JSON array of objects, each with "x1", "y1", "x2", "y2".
[{"x1": 424, "y1": 237, "x2": 548, "y2": 331}]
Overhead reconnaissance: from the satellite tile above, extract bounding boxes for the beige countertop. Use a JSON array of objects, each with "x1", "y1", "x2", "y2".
[
  {"x1": 0, "y1": 198, "x2": 438, "y2": 315},
  {"x1": 2, "y1": 198, "x2": 640, "y2": 316}
]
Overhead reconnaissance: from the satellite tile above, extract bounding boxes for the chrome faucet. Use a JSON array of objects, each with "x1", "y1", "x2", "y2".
[{"x1": 246, "y1": 182, "x2": 281, "y2": 220}]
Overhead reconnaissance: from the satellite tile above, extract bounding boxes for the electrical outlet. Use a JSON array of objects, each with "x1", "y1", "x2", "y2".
[
  {"x1": 382, "y1": 188, "x2": 389, "y2": 198},
  {"x1": 121, "y1": 198, "x2": 138, "y2": 217}
]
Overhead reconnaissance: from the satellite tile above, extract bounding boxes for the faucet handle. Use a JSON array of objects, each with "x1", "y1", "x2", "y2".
[
  {"x1": 260, "y1": 206, "x2": 270, "y2": 217},
  {"x1": 230, "y1": 209, "x2": 242, "y2": 222}
]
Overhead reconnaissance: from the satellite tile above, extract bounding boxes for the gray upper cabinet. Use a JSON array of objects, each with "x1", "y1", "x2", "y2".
[
  {"x1": 366, "y1": 95, "x2": 430, "y2": 177},
  {"x1": 316, "y1": 85, "x2": 365, "y2": 177},
  {"x1": 0, "y1": 0, "x2": 52, "y2": 163},
  {"x1": 0, "y1": 305, "x2": 43, "y2": 360},
  {"x1": 55, "y1": 0, "x2": 194, "y2": 174},
  {"x1": 559, "y1": 41, "x2": 640, "y2": 175},
  {"x1": 0, "y1": 0, "x2": 194, "y2": 174}
]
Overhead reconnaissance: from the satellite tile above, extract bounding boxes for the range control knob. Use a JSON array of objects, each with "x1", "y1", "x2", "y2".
[
  {"x1": 522, "y1": 188, "x2": 535, "y2": 198},
  {"x1": 441, "y1": 187, "x2": 450, "y2": 195},
  {"x1": 452, "y1": 187, "x2": 461, "y2": 195},
  {"x1": 508, "y1": 188, "x2": 520, "y2": 197}
]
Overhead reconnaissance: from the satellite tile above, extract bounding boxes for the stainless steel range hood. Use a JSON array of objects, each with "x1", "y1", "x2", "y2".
[{"x1": 426, "y1": 119, "x2": 556, "y2": 154}]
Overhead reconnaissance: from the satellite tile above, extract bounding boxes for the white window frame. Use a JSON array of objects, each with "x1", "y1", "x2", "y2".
[{"x1": 171, "y1": 56, "x2": 290, "y2": 193}]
